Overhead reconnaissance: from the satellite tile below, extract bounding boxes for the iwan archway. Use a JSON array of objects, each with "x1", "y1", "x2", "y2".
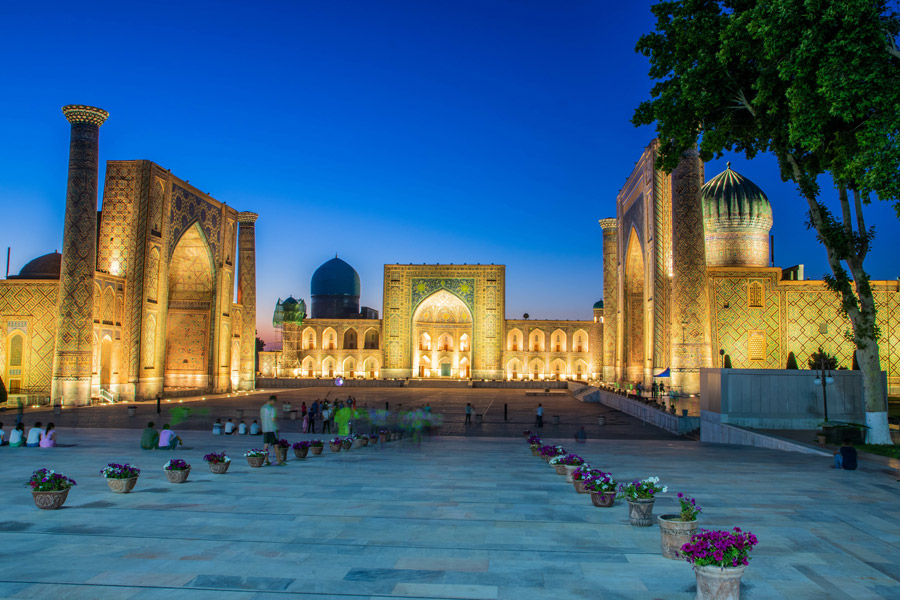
[
  {"x1": 623, "y1": 228, "x2": 647, "y2": 383},
  {"x1": 412, "y1": 290, "x2": 472, "y2": 378},
  {"x1": 165, "y1": 223, "x2": 215, "y2": 390}
]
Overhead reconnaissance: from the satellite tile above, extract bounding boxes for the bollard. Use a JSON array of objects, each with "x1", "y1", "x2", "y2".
[
  {"x1": 504, "y1": 403, "x2": 508, "y2": 421},
  {"x1": 475, "y1": 414, "x2": 483, "y2": 425},
  {"x1": 127, "y1": 405, "x2": 137, "y2": 417}
]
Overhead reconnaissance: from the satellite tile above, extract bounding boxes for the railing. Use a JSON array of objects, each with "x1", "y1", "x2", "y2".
[{"x1": 99, "y1": 388, "x2": 119, "y2": 403}]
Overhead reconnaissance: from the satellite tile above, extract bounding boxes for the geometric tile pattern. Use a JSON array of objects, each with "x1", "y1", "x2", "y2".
[
  {"x1": 600, "y1": 219, "x2": 618, "y2": 381},
  {"x1": 653, "y1": 165, "x2": 672, "y2": 371},
  {"x1": 237, "y1": 212, "x2": 257, "y2": 391},
  {"x1": 710, "y1": 272, "x2": 783, "y2": 368},
  {"x1": 0, "y1": 281, "x2": 58, "y2": 392},
  {"x1": 168, "y1": 184, "x2": 221, "y2": 263}
]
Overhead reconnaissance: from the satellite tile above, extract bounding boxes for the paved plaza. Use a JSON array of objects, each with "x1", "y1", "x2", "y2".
[{"x1": 1, "y1": 401, "x2": 899, "y2": 599}]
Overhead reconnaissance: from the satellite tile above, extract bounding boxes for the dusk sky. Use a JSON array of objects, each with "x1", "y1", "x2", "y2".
[{"x1": 2, "y1": 0, "x2": 898, "y2": 347}]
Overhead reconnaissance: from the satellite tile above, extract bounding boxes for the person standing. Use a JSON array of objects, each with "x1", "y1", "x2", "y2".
[
  {"x1": 535, "y1": 404, "x2": 544, "y2": 428},
  {"x1": 465, "y1": 403, "x2": 473, "y2": 426},
  {"x1": 321, "y1": 403, "x2": 332, "y2": 434},
  {"x1": 260, "y1": 396, "x2": 281, "y2": 465}
]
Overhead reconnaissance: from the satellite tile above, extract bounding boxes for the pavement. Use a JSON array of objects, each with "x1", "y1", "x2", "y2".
[{"x1": 1, "y1": 389, "x2": 899, "y2": 599}]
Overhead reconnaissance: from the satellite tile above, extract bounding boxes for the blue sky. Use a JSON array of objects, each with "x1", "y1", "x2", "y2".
[{"x1": 2, "y1": 0, "x2": 898, "y2": 346}]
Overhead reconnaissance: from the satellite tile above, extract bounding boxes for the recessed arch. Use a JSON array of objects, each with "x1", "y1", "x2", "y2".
[
  {"x1": 624, "y1": 226, "x2": 645, "y2": 383},
  {"x1": 551, "y1": 328, "x2": 567, "y2": 353},
  {"x1": 302, "y1": 356, "x2": 316, "y2": 377},
  {"x1": 507, "y1": 328, "x2": 523, "y2": 351},
  {"x1": 363, "y1": 327, "x2": 379, "y2": 349},
  {"x1": 529, "y1": 329, "x2": 545, "y2": 352},
  {"x1": 507, "y1": 358, "x2": 523, "y2": 380},
  {"x1": 302, "y1": 326, "x2": 316, "y2": 350},
  {"x1": 528, "y1": 358, "x2": 544, "y2": 380},
  {"x1": 573, "y1": 329, "x2": 589, "y2": 353},
  {"x1": 343, "y1": 328, "x2": 358, "y2": 350},
  {"x1": 550, "y1": 358, "x2": 567, "y2": 380},
  {"x1": 322, "y1": 327, "x2": 337, "y2": 351}
]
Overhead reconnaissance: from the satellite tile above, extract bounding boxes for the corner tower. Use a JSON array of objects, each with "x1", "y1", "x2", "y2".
[{"x1": 51, "y1": 105, "x2": 108, "y2": 406}]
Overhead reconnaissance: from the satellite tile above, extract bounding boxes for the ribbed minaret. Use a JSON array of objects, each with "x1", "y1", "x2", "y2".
[
  {"x1": 670, "y1": 147, "x2": 712, "y2": 394},
  {"x1": 51, "y1": 105, "x2": 109, "y2": 406},
  {"x1": 237, "y1": 212, "x2": 258, "y2": 391},
  {"x1": 599, "y1": 218, "x2": 618, "y2": 383}
]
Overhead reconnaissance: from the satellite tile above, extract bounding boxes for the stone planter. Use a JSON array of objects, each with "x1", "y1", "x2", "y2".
[
  {"x1": 553, "y1": 464, "x2": 567, "y2": 475},
  {"x1": 360, "y1": 437, "x2": 369, "y2": 446},
  {"x1": 310, "y1": 446, "x2": 324, "y2": 455},
  {"x1": 275, "y1": 447, "x2": 288, "y2": 463},
  {"x1": 208, "y1": 461, "x2": 230, "y2": 474},
  {"x1": 342, "y1": 440, "x2": 353, "y2": 450},
  {"x1": 564, "y1": 465, "x2": 580, "y2": 483},
  {"x1": 589, "y1": 490, "x2": 616, "y2": 507},
  {"x1": 247, "y1": 455, "x2": 267, "y2": 468},
  {"x1": 294, "y1": 447, "x2": 309, "y2": 459},
  {"x1": 32, "y1": 489, "x2": 70, "y2": 510},
  {"x1": 694, "y1": 564, "x2": 747, "y2": 600},
  {"x1": 658, "y1": 514, "x2": 698, "y2": 559},
  {"x1": 106, "y1": 476, "x2": 138, "y2": 493},
  {"x1": 626, "y1": 498, "x2": 656, "y2": 526},
  {"x1": 530, "y1": 445, "x2": 540, "y2": 456},
  {"x1": 573, "y1": 479, "x2": 589, "y2": 494},
  {"x1": 379, "y1": 434, "x2": 387, "y2": 443},
  {"x1": 329, "y1": 443, "x2": 342, "y2": 453},
  {"x1": 164, "y1": 467, "x2": 191, "y2": 483}
]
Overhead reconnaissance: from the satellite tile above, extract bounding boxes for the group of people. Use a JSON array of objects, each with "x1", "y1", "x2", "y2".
[
  {"x1": 0, "y1": 421, "x2": 56, "y2": 447},
  {"x1": 140, "y1": 422, "x2": 184, "y2": 450},
  {"x1": 211, "y1": 418, "x2": 261, "y2": 435}
]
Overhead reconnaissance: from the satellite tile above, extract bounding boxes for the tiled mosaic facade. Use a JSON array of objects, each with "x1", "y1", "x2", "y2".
[
  {"x1": 0, "y1": 108, "x2": 256, "y2": 404},
  {"x1": 601, "y1": 141, "x2": 900, "y2": 395}
]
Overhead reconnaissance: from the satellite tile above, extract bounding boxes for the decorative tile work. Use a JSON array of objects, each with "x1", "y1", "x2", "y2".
[
  {"x1": 600, "y1": 219, "x2": 618, "y2": 381},
  {"x1": 411, "y1": 278, "x2": 476, "y2": 313},
  {"x1": 0, "y1": 281, "x2": 58, "y2": 393},
  {"x1": 710, "y1": 272, "x2": 782, "y2": 368},
  {"x1": 168, "y1": 184, "x2": 221, "y2": 262},
  {"x1": 653, "y1": 165, "x2": 671, "y2": 371},
  {"x1": 164, "y1": 312, "x2": 208, "y2": 372},
  {"x1": 237, "y1": 212, "x2": 258, "y2": 391}
]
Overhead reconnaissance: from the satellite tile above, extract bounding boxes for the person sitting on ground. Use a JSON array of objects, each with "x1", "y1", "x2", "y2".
[
  {"x1": 833, "y1": 438, "x2": 858, "y2": 470},
  {"x1": 212, "y1": 418, "x2": 223, "y2": 435},
  {"x1": 26, "y1": 421, "x2": 43, "y2": 447},
  {"x1": 224, "y1": 418, "x2": 235, "y2": 435},
  {"x1": 238, "y1": 419, "x2": 248, "y2": 435},
  {"x1": 575, "y1": 426, "x2": 587, "y2": 443},
  {"x1": 249, "y1": 419, "x2": 261, "y2": 435},
  {"x1": 39, "y1": 422, "x2": 57, "y2": 448},
  {"x1": 0, "y1": 422, "x2": 5, "y2": 446},
  {"x1": 158, "y1": 424, "x2": 182, "y2": 450},
  {"x1": 141, "y1": 422, "x2": 159, "y2": 449},
  {"x1": 9, "y1": 423, "x2": 25, "y2": 447}
]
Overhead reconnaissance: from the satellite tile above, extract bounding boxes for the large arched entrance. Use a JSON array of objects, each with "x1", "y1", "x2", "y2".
[
  {"x1": 412, "y1": 290, "x2": 472, "y2": 378},
  {"x1": 165, "y1": 223, "x2": 215, "y2": 390},
  {"x1": 624, "y1": 228, "x2": 646, "y2": 384}
]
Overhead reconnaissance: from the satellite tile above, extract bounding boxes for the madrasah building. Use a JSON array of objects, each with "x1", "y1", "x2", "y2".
[
  {"x1": 261, "y1": 140, "x2": 899, "y2": 396},
  {"x1": 2, "y1": 112, "x2": 898, "y2": 404}
]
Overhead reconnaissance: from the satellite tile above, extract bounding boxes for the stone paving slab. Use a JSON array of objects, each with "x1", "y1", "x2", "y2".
[{"x1": 0, "y1": 429, "x2": 898, "y2": 599}]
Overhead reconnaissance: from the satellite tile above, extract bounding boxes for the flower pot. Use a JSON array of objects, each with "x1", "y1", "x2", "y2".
[
  {"x1": 32, "y1": 489, "x2": 70, "y2": 510},
  {"x1": 164, "y1": 467, "x2": 191, "y2": 484},
  {"x1": 694, "y1": 564, "x2": 747, "y2": 600},
  {"x1": 573, "y1": 480, "x2": 589, "y2": 494},
  {"x1": 208, "y1": 462, "x2": 230, "y2": 474},
  {"x1": 342, "y1": 440, "x2": 353, "y2": 450},
  {"x1": 626, "y1": 498, "x2": 655, "y2": 526},
  {"x1": 530, "y1": 446, "x2": 540, "y2": 456},
  {"x1": 294, "y1": 447, "x2": 309, "y2": 459},
  {"x1": 247, "y1": 455, "x2": 266, "y2": 468},
  {"x1": 590, "y1": 490, "x2": 616, "y2": 507},
  {"x1": 330, "y1": 443, "x2": 342, "y2": 453},
  {"x1": 564, "y1": 465, "x2": 580, "y2": 483},
  {"x1": 658, "y1": 514, "x2": 698, "y2": 559},
  {"x1": 310, "y1": 446, "x2": 323, "y2": 455},
  {"x1": 553, "y1": 464, "x2": 567, "y2": 475},
  {"x1": 275, "y1": 447, "x2": 288, "y2": 463},
  {"x1": 106, "y1": 476, "x2": 138, "y2": 493},
  {"x1": 816, "y1": 434, "x2": 826, "y2": 445},
  {"x1": 360, "y1": 437, "x2": 369, "y2": 446}
]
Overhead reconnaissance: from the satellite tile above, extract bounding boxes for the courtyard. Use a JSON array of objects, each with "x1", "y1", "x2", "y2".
[{"x1": 1, "y1": 390, "x2": 898, "y2": 599}]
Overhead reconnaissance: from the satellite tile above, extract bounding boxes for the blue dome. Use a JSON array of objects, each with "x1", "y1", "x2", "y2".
[
  {"x1": 593, "y1": 300, "x2": 604, "y2": 309},
  {"x1": 311, "y1": 257, "x2": 360, "y2": 297}
]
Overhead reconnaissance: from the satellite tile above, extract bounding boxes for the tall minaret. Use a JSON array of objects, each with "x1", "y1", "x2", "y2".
[
  {"x1": 599, "y1": 218, "x2": 618, "y2": 383},
  {"x1": 670, "y1": 147, "x2": 712, "y2": 394},
  {"x1": 51, "y1": 105, "x2": 109, "y2": 406},
  {"x1": 237, "y1": 212, "x2": 259, "y2": 391}
]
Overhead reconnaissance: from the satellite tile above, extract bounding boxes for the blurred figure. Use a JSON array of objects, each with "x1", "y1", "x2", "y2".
[{"x1": 575, "y1": 426, "x2": 587, "y2": 443}]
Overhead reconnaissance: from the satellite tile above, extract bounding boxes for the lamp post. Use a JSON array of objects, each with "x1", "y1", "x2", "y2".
[
  {"x1": 719, "y1": 349, "x2": 725, "y2": 368},
  {"x1": 813, "y1": 356, "x2": 834, "y2": 422}
]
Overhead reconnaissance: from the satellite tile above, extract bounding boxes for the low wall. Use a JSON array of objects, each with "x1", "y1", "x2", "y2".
[
  {"x1": 700, "y1": 410, "x2": 829, "y2": 456},
  {"x1": 569, "y1": 384, "x2": 699, "y2": 436},
  {"x1": 256, "y1": 378, "x2": 405, "y2": 389},
  {"x1": 700, "y1": 368, "x2": 871, "y2": 429}
]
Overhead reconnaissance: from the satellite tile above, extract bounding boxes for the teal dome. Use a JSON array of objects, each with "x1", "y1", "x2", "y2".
[
  {"x1": 701, "y1": 164, "x2": 773, "y2": 228},
  {"x1": 593, "y1": 300, "x2": 604, "y2": 309},
  {"x1": 311, "y1": 257, "x2": 360, "y2": 298}
]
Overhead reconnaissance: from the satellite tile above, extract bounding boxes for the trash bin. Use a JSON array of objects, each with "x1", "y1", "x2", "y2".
[
  {"x1": 597, "y1": 416, "x2": 606, "y2": 426},
  {"x1": 127, "y1": 405, "x2": 137, "y2": 417},
  {"x1": 289, "y1": 409, "x2": 298, "y2": 420},
  {"x1": 236, "y1": 409, "x2": 244, "y2": 419},
  {"x1": 552, "y1": 415, "x2": 560, "y2": 425},
  {"x1": 475, "y1": 414, "x2": 484, "y2": 424},
  {"x1": 53, "y1": 404, "x2": 62, "y2": 416}
]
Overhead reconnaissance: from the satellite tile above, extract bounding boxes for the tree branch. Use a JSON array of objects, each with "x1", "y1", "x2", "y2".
[{"x1": 853, "y1": 188, "x2": 868, "y2": 260}]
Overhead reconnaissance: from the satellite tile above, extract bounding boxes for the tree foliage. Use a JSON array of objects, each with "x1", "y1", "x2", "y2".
[
  {"x1": 785, "y1": 351, "x2": 799, "y2": 370},
  {"x1": 808, "y1": 347, "x2": 839, "y2": 371}
]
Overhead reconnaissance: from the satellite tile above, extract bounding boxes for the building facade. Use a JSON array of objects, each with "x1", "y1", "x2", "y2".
[{"x1": 0, "y1": 106, "x2": 258, "y2": 405}]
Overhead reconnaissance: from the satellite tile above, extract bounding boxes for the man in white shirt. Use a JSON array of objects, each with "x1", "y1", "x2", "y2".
[
  {"x1": 238, "y1": 420, "x2": 248, "y2": 435},
  {"x1": 224, "y1": 418, "x2": 235, "y2": 435},
  {"x1": 26, "y1": 421, "x2": 43, "y2": 447}
]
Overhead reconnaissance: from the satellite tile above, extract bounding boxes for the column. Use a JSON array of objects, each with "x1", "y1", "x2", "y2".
[
  {"x1": 599, "y1": 218, "x2": 618, "y2": 383},
  {"x1": 237, "y1": 212, "x2": 258, "y2": 391},
  {"x1": 51, "y1": 105, "x2": 109, "y2": 406},
  {"x1": 670, "y1": 147, "x2": 712, "y2": 394}
]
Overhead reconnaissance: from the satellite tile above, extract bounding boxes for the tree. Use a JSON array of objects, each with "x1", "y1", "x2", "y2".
[
  {"x1": 723, "y1": 354, "x2": 732, "y2": 369},
  {"x1": 634, "y1": 0, "x2": 900, "y2": 444},
  {"x1": 808, "y1": 347, "x2": 839, "y2": 371},
  {"x1": 785, "y1": 352, "x2": 799, "y2": 370}
]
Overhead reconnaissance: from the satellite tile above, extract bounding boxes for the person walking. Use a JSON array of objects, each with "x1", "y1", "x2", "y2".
[
  {"x1": 321, "y1": 403, "x2": 332, "y2": 434},
  {"x1": 535, "y1": 404, "x2": 544, "y2": 428},
  {"x1": 309, "y1": 400, "x2": 319, "y2": 434},
  {"x1": 260, "y1": 396, "x2": 281, "y2": 465},
  {"x1": 464, "y1": 403, "x2": 473, "y2": 426}
]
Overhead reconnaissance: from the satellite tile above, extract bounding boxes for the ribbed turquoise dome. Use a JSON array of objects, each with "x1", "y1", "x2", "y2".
[
  {"x1": 701, "y1": 164, "x2": 773, "y2": 227},
  {"x1": 311, "y1": 257, "x2": 360, "y2": 297},
  {"x1": 593, "y1": 300, "x2": 604, "y2": 309}
]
